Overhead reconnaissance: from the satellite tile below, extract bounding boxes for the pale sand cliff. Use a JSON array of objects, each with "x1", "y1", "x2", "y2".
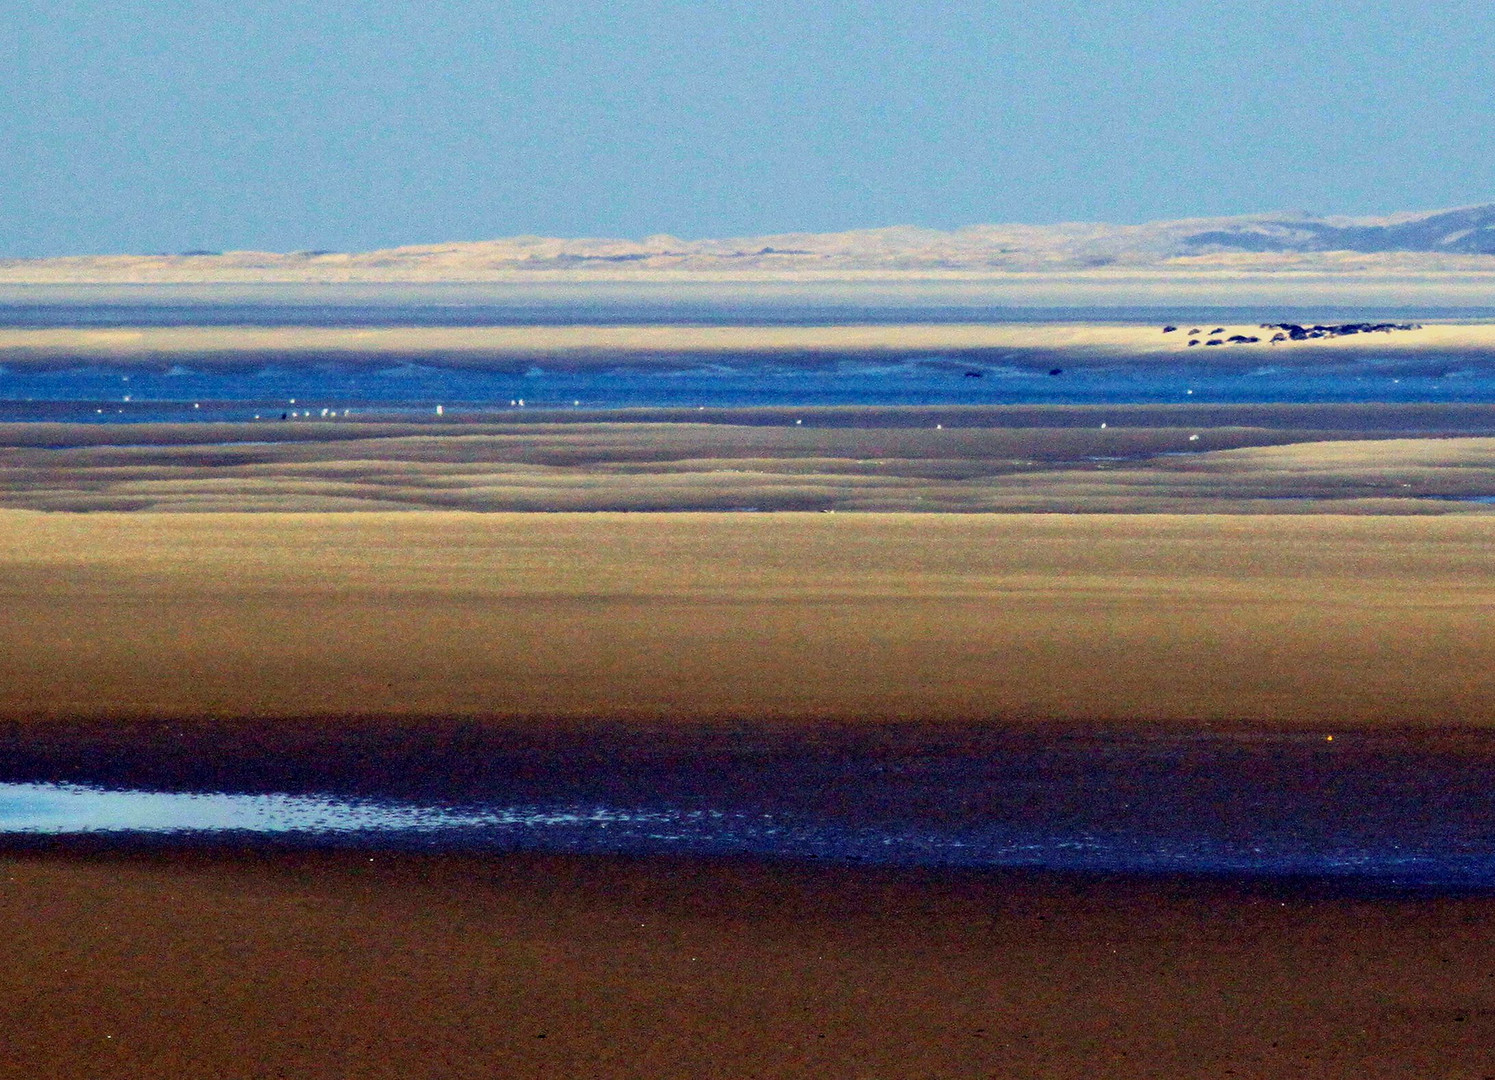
[{"x1": 2, "y1": 510, "x2": 1492, "y2": 728}]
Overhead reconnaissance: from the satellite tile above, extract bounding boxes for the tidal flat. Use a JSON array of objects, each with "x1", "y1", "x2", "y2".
[
  {"x1": 7, "y1": 403, "x2": 1495, "y2": 512},
  {"x1": 5, "y1": 299, "x2": 1495, "y2": 1077}
]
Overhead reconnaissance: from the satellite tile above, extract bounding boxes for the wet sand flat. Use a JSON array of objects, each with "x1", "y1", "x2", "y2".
[
  {"x1": 2, "y1": 510, "x2": 1493, "y2": 728},
  {"x1": 1, "y1": 849, "x2": 1492, "y2": 1080},
  {"x1": 5, "y1": 413, "x2": 1495, "y2": 1079},
  {"x1": 7, "y1": 411, "x2": 1495, "y2": 512}
]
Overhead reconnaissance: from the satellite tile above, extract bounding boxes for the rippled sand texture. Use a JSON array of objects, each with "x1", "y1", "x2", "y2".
[
  {"x1": 2, "y1": 510, "x2": 1493, "y2": 727},
  {"x1": 7, "y1": 408, "x2": 1495, "y2": 512}
]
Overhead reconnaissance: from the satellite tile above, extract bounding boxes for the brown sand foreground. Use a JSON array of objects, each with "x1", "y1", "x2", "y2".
[
  {"x1": 2, "y1": 849, "x2": 1493, "y2": 1079},
  {"x1": 2, "y1": 509, "x2": 1494, "y2": 727}
]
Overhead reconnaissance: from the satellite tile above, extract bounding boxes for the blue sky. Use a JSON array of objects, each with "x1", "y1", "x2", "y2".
[{"x1": 4, "y1": 0, "x2": 1493, "y2": 254}]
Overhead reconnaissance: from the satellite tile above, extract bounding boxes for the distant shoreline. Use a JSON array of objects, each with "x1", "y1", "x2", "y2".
[{"x1": 2, "y1": 320, "x2": 1494, "y2": 371}]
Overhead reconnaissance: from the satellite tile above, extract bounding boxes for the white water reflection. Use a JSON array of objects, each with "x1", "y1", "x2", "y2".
[{"x1": 0, "y1": 782, "x2": 665, "y2": 835}]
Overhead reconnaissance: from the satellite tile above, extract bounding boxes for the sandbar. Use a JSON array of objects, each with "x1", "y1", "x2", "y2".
[
  {"x1": 2, "y1": 510, "x2": 1493, "y2": 728},
  {"x1": 1, "y1": 321, "x2": 1493, "y2": 370}
]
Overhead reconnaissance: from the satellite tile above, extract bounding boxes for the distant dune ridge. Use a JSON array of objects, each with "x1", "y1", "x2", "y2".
[{"x1": 6, "y1": 204, "x2": 1495, "y2": 283}]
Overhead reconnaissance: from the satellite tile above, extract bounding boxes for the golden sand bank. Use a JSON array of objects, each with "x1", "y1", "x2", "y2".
[{"x1": 2, "y1": 510, "x2": 1492, "y2": 727}]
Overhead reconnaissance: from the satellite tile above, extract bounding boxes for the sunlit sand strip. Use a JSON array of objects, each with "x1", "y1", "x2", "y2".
[
  {"x1": 0, "y1": 322, "x2": 1491, "y2": 367},
  {"x1": 2, "y1": 510, "x2": 1494, "y2": 726}
]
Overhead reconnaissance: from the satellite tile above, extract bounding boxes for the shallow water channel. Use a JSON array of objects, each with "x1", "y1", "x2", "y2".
[{"x1": 4, "y1": 726, "x2": 1495, "y2": 893}]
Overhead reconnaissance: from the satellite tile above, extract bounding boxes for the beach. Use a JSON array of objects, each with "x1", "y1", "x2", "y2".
[
  {"x1": 13, "y1": 4, "x2": 1495, "y2": 1072},
  {"x1": 4, "y1": 339, "x2": 1495, "y2": 1077}
]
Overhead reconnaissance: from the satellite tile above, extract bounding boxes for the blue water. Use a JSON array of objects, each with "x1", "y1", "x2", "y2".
[
  {"x1": 3, "y1": 780, "x2": 1488, "y2": 888},
  {"x1": 9, "y1": 362, "x2": 1495, "y2": 424},
  {"x1": 5, "y1": 726, "x2": 1495, "y2": 893},
  {"x1": 5, "y1": 303, "x2": 1495, "y2": 420},
  {"x1": 9, "y1": 361, "x2": 1495, "y2": 426}
]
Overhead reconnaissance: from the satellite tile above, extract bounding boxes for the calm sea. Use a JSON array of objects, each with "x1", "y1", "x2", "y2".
[{"x1": 4, "y1": 302, "x2": 1495, "y2": 421}]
